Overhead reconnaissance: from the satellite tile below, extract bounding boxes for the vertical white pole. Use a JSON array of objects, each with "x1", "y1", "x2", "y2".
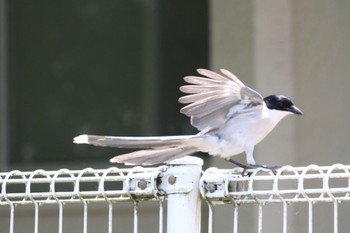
[
  {"x1": 258, "y1": 204, "x2": 263, "y2": 233},
  {"x1": 133, "y1": 202, "x2": 138, "y2": 233},
  {"x1": 58, "y1": 202, "x2": 63, "y2": 233},
  {"x1": 208, "y1": 204, "x2": 213, "y2": 233},
  {"x1": 333, "y1": 201, "x2": 338, "y2": 233},
  {"x1": 308, "y1": 202, "x2": 313, "y2": 233},
  {"x1": 34, "y1": 203, "x2": 39, "y2": 233},
  {"x1": 9, "y1": 204, "x2": 14, "y2": 233},
  {"x1": 283, "y1": 202, "x2": 288, "y2": 233},
  {"x1": 233, "y1": 204, "x2": 238, "y2": 233},
  {"x1": 166, "y1": 156, "x2": 203, "y2": 233},
  {"x1": 83, "y1": 202, "x2": 88, "y2": 233},
  {"x1": 158, "y1": 201, "x2": 164, "y2": 233},
  {"x1": 108, "y1": 203, "x2": 113, "y2": 233}
]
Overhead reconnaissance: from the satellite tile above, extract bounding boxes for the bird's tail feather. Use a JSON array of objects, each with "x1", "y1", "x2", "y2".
[
  {"x1": 110, "y1": 147, "x2": 197, "y2": 165},
  {"x1": 73, "y1": 134, "x2": 203, "y2": 165},
  {"x1": 73, "y1": 134, "x2": 198, "y2": 149}
]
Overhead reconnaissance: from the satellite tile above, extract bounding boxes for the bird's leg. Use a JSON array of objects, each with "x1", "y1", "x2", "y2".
[
  {"x1": 243, "y1": 145, "x2": 281, "y2": 174},
  {"x1": 249, "y1": 164, "x2": 281, "y2": 170},
  {"x1": 225, "y1": 158, "x2": 252, "y2": 170},
  {"x1": 225, "y1": 158, "x2": 254, "y2": 176},
  {"x1": 248, "y1": 164, "x2": 282, "y2": 175}
]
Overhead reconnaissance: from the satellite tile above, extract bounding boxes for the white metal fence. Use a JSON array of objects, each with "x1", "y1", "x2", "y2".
[{"x1": 1, "y1": 156, "x2": 350, "y2": 233}]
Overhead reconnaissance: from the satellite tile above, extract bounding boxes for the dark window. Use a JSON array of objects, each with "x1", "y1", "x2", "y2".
[{"x1": 3, "y1": 1, "x2": 208, "y2": 169}]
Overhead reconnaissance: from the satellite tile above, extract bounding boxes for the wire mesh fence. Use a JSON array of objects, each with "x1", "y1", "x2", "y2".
[
  {"x1": 0, "y1": 166, "x2": 167, "y2": 233},
  {"x1": 200, "y1": 163, "x2": 350, "y2": 233},
  {"x1": 1, "y1": 157, "x2": 350, "y2": 233}
]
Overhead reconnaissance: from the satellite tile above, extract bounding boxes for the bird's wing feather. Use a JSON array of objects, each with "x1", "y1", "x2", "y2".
[{"x1": 179, "y1": 68, "x2": 264, "y2": 131}]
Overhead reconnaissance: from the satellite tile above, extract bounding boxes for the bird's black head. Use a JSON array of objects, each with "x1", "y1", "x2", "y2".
[{"x1": 264, "y1": 95, "x2": 303, "y2": 115}]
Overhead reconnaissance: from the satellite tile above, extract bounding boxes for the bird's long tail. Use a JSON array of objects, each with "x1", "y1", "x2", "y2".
[{"x1": 73, "y1": 134, "x2": 201, "y2": 165}]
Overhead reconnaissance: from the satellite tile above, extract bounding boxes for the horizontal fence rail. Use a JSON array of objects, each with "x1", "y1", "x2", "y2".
[
  {"x1": 3, "y1": 163, "x2": 349, "y2": 206},
  {"x1": 0, "y1": 166, "x2": 167, "y2": 206},
  {"x1": 1, "y1": 158, "x2": 350, "y2": 233},
  {"x1": 200, "y1": 164, "x2": 350, "y2": 205},
  {"x1": 200, "y1": 163, "x2": 350, "y2": 233}
]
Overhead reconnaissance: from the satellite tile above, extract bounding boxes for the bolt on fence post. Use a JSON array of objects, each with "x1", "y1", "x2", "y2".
[{"x1": 165, "y1": 156, "x2": 203, "y2": 233}]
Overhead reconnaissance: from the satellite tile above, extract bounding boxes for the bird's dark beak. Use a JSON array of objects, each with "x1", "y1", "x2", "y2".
[{"x1": 288, "y1": 105, "x2": 303, "y2": 115}]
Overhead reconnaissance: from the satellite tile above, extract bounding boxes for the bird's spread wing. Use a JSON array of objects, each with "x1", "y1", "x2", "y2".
[{"x1": 179, "y1": 69, "x2": 264, "y2": 132}]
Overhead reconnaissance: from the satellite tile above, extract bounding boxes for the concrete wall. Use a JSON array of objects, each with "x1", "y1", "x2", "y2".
[
  {"x1": 211, "y1": 0, "x2": 350, "y2": 167},
  {"x1": 210, "y1": 0, "x2": 350, "y2": 232}
]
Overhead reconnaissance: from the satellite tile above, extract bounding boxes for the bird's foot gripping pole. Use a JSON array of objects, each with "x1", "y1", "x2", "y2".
[{"x1": 225, "y1": 158, "x2": 281, "y2": 176}]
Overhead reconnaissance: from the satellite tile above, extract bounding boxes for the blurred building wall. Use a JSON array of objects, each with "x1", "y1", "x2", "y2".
[
  {"x1": 211, "y1": 0, "x2": 350, "y2": 168},
  {"x1": 210, "y1": 0, "x2": 350, "y2": 232}
]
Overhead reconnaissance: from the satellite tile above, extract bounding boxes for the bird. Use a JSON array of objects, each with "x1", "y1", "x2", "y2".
[{"x1": 73, "y1": 68, "x2": 303, "y2": 169}]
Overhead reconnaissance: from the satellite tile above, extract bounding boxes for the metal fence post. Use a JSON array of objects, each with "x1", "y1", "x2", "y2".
[{"x1": 164, "y1": 156, "x2": 203, "y2": 233}]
